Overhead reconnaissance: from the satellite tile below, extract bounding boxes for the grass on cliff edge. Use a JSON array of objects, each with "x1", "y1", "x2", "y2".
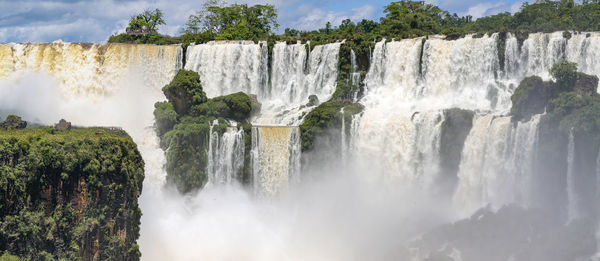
[{"x1": 0, "y1": 127, "x2": 133, "y2": 142}]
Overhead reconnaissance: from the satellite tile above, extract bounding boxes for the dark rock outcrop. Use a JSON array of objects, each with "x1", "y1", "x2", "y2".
[
  {"x1": 54, "y1": 119, "x2": 72, "y2": 131},
  {"x1": 0, "y1": 115, "x2": 27, "y2": 130}
]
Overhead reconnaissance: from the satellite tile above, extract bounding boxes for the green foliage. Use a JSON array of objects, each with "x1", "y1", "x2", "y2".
[
  {"x1": 182, "y1": 2, "x2": 278, "y2": 41},
  {"x1": 107, "y1": 0, "x2": 600, "y2": 47},
  {"x1": 0, "y1": 127, "x2": 144, "y2": 260},
  {"x1": 379, "y1": 1, "x2": 445, "y2": 38},
  {"x1": 511, "y1": 61, "x2": 597, "y2": 122},
  {"x1": 154, "y1": 102, "x2": 178, "y2": 137},
  {"x1": 551, "y1": 60, "x2": 578, "y2": 93},
  {"x1": 546, "y1": 92, "x2": 600, "y2": 134},
  {"x1": 162, "y1": 70, "x2": 208, "y2": 115},
  {"x1": 162, "y1": 120, "x2": 211, "y2": 193},
  {"x1": 126, "y1": 8, "x2": 166, "y2": 34},
  {"x1": 107, "y1": 33, "x2": 181, "y2": 45},
  {"x1": 153, "y1": 70, "x2": 257, "y2": 193},
  {"x1": 511, "y1": 76, "x2": 550, "y2": 121},
  {"x1": 0, "y1": 252, "x2": 21, "y2": 261},
  {"x1": 0, "y1": 116, "x2": 27, "y2": 130},
  {"x1": 300, "y1": 100, "x2": 363, "y2": 151},
  {"x1": 193, "y1": 92, "x2": 255, "y2": 122}
]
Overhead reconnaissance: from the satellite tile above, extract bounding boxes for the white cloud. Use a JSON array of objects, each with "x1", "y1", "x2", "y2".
[
  {"x1": 466, "y1": 2, "x2": 505, "y2": 18},
  {"x1": 0, "y1": 0, "x2": 525, "y2": 43},
  {"x1": 285, "y1": 4, "x2": 377, "y2": 31}
]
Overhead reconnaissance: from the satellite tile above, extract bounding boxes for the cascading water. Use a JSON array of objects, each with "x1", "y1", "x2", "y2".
[
  {"x1": 251, "y1": 126, "x2": 301, "y2": 197},
  {"x1": 185, "y1": 41, "x2": 340, "y2": 125},
  {"x1": 3, "y1": 31, "x2": 600, "y2": 260},
  {"x1": 453, "y1": 114, "x2": 541, "y2": 214},
  {"x1": 0, "y1": 42, "x2": 182, "y2": 257},
  {"x1": 567, "y1": 129, "x2": 579, "y2": 222},
  {"x1": 184, "y1": 41, "x2": 268, "y2": 98},
  {"x1": 355, "y1": 35, "x2": 512, "y2": 191},
  {"x1": 350, "y1": 49, "x2": 361, "y2": 87},
  {"x1": 207, "y1": 120, "x2": 245, "y2": 186},
  {"x1": 185, "y1": 40, "x2": 341, "y2": 195}
]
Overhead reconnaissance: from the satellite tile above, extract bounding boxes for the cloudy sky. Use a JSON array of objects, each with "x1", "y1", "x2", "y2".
[{"x1": 0, "y1": 0, "x2": 525, "y2": 43}]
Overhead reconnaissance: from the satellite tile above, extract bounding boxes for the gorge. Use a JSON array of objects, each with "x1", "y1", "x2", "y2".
[{"x1": 0, "y1": 31, "x2": 600, "y2": 260}]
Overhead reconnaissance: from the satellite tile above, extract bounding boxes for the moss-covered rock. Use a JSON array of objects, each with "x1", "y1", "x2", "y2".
[
  {"x1": 0, "y1": 116, "x2": 27, "y2": 130},
  {"x1": 0, "y1": 126, "x2": 144, "y2": 260},
  {"x1": 511, "y1": 76, "x2": 549, "y2": 122},
  {"x1": 439, "y1": 109, "x2": 474, "y2": 189},
  {"x1": 154, "y1": 102, "x2": 178, "y2": 137},
  {"x1": 574, "y1": 73, "x2": 599, "y2": 97},
  {"x1": 300, "y1": 100, "x2": 363, "y2": 152},
  {"x1": 154, "y1": 70, "x2": 257, "y2": 193},
  {"x1": 162, "y1": 70, "x2": 207, "y2": 115},
  {"x1": 193, "y1": 92, "x2": 257, "y2": 122}
]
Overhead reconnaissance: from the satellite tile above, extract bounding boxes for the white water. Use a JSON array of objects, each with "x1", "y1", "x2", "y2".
[
  {"x1": 2, "y1": 32, "x2": 600, "y2": 260},
  {"x1": 251, "y1": 126, "x2": 301, "y2": 197},
  {"x1": 567, "y1": 129, "x2": 579, "y2": 222},
  {"x1": 453, "y1": 114, "x2": 541, "y2": 214},
  {"x1": 350, "y1": 49, "x2": 361, "y2": 87},
  {"x1": 184, "y1": 41, "x2": 268, "y2": 98},
  {"x1": 207, "y1": 120, "x2": 245, "y2": 186},
  {"x1": 186, "y1": 41, "x2": 341, "y2": 125},
  {"x1": 0, "y1": 42, "x2": 182, "y2": 257}
]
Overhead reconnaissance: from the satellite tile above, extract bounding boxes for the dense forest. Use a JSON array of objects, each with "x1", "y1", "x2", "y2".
[
  {"x1": 109, "y1": 0, "x2": 600, "y2": 45},
  {"x1": 0, "y1": 119, "x2": 145, "y2": 260}
]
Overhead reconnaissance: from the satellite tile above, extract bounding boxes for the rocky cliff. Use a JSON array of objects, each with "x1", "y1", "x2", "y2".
[{"x1": 0, "y1": 126, "x2": 144, "y2": 260}]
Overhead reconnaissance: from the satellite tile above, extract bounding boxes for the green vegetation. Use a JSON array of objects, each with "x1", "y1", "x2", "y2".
[
  {"x1": 0, "y1": 116, "x2": 27, "y2": 130},
  {"x1": 126, "y1": 8, "x2": 165, "y2": 34},
  {"x1": 193, "y1": 92, "x2": 257, "y2": 122},
  {"x1": 510, "y1": 61, "x2": 599, "y2": 122},
  {"x1": 108, "y1": 8, "x2": 178, "y2": 45},
  {"x1": 182, "y1": 1, "x2": 278, "y2": 41},
  {"x1": 109, "y1": 1, "x2": 600, "y2": 46},
  {"x1": 511, "y1": 76, "x2": 550, "y2": 121},
  {"x1": 162, "y1": 70, "x2": 208, "y2": 115},
  {"x1": 154, "y1": 70, "x2": 257, "y2": 193},
  {"x1": 0, "y1": 126, "x2": 144, "y2": 260}
]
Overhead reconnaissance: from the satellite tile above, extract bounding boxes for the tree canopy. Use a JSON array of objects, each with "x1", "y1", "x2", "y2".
[
  {"x1": 182, "y1": 1, "x2": 278, "y2": 41},
  {"x1": 110, "y1": 0, "x2": 600, "y2": 45},
  {"x1": 126, "y1": 8, "x2": 166, "y2": 34}
]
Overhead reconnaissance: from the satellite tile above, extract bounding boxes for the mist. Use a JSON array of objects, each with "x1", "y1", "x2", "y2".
[{"x1": 1, "y1": 37, "x2": 599, "y2": 261}]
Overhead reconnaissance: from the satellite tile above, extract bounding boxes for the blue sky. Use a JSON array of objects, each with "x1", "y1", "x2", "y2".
[{"x1": 0, "y1": 0, "x2": 525, "y2": 43}]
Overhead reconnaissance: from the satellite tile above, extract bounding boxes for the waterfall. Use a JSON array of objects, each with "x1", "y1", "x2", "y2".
[
  {"x1": 340, "y1": 108, "x2": 347, "y2": 162},
  {"x1": 453, "y1": 114, "x2": 541, "y2": 215},
  {"x1": 0, "y1": 42, "x2": 183, "y2": 257},
  {"x1": 350, "y1": 49, "x2": 361, "y2": 86},
  {"x1": 251, "y1": 126, "x2": 301, "y2": 197},
  {"x1": 355, "y1": 35, "x2": 512, "y2": 191},
  {"x1": 207, "y1": 120, "x2": 245, "y2": 186},
  {"x1": 184, "y1": 41, "x2": 268, "y2": 98},
  {"x1": 0, "y1": 41, "x2": 182, "y2": 99},
  {"x1": 185, "y1": 41, "x2": 341, "y2": 125},
  {"x1": 567, "y1": 129, "x2": 579, "y2": 222},
  {"x1": 3, "y1": 31, "x2": 600, "y2": 259}
]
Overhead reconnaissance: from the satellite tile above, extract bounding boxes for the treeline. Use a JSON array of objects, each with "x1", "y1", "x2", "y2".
[{"x1": 109, "y1": 0, "x2": 600, "y2": 45}]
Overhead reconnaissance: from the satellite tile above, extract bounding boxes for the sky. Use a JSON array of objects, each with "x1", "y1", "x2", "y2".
[{"x1": 0, "y1": 0, "x2": 526, "y2": 43}]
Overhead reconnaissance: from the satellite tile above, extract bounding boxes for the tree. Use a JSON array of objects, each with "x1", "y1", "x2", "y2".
[
  {"x1": 126, "y1": 8, "x2": 166, "y2": 34},
  {"x1": 182, "y1": 2, "x2": 278, "y2": 40},
  {"x1": 551, "y1": 60, "x2": 578, "y2": 93},
  {"x1": 380, "y1": 1, "x2": 445, "y2": 37},
  {"x1": 356, "y1": 19, "x2": 378, "y2": 33}
]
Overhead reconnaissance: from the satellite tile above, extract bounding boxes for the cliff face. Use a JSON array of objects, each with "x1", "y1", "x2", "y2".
[{"x1": 0, "y1": 127, "x2": 144, "y2": 260}]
